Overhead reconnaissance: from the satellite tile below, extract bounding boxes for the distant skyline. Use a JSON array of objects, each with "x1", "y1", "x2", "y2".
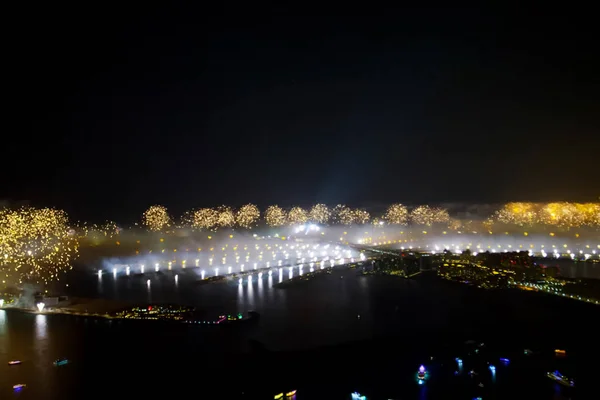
[{"x1": 4, "y1": 8, "x2": 599, "y2": 221}]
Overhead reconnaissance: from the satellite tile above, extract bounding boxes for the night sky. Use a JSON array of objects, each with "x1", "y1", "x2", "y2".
[{"x1": 4, "y1": 8, "x2": 599, "y2": 222}]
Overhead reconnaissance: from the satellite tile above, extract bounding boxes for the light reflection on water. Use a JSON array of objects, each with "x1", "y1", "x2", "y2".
[
  {"x1": 246, "y1": 276, "x2": 254, "y2": 307},
  {"x1": 35, "y1": 314, "x2": 48, "y2": 341},
  {"x1": 237, "y1": 281, "x2": 244, "y2": 310},
  {"x1": 0, "y1": 310, "x2": 6, "y2": 350}
]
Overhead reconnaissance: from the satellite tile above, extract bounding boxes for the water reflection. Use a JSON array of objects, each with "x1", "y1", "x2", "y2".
[
  {"x1": 237, "y1": 281, "x2": 244, "y2": 310},
  {"x1": 257, "y1": 273, "x2": 264, "y2": 306},
  {"x1": 147, "y1": 279, "x2": 152, "y2": 302},
  {"x1": 267, "y1": 275, "x2": 274, "y2": 303},
  {"x1": 35, "y1": 314, "x2": 48, "y2": 339},
  {"x1": 0, "y1": 310, "x2": 6, "y2": 336},
  {"x1": 246, "y1": 275, "x2": 254, "y2": 306},
  {"x1": 97, "y1": 271, "x2": 103, "y2": 294}
]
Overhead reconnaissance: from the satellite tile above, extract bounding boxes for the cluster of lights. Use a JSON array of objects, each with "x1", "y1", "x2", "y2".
[
  {"x1": 513, "y1": 281, "x2": 600, "y2": 305},
  {"x1": 385, "y1": 203, "x2": 409, "y2": 225},
  {"x1": 0, "y1": 207, "x2": 79, "y2": 288},
  {"x1": 75, "y1": 220, "x2": 119, "y2": 239},
  {"x1": 142, "y1": 205, "x2": 171, "y2": 231},
  {"x1": 493, "y1": 202, "x2": 600, "y2": 228},
  {"x1": 410, "y1": 205, "x2": 450, "y2": 226},
  {"x1": 235, "y1": 204, "x2": 260, "y2": 229},
  {"x1": 265, "y1": 205, "x2": 287, "y2": 227},
  {"x1": 141, "y1": 202, "x2": 600, "y2": 231},
  {"x1": 288, "y1": 207, "x2": 309, "y2": 224},
  {"x1": 309, "y1": 203, "x2": 330, "y2": 224}
]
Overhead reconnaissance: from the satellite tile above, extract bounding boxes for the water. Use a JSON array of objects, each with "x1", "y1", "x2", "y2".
[{"x1": 1, "y1": 269, "x2": 597, "y2": 399}]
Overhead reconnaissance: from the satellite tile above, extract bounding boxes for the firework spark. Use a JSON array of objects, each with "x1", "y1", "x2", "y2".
[
  {"x1": 495, "y1": 202, "x2": 539, "y2": 226},
  {"x1": 0, "y1": 207, "x2": 79, "y2": 288},
  {"x1": 216, "y1": 206, "x2": 235, "y2": 228},
  {"x1": 191, "y1": 208, "x2": 219, "y2": 230},
  {"x1": 265, "y1": 205, "x2": 287, "y2": 227},
  {"x1": 236, "y1": 204, "x2": 260, "y2": 229},
  {"x1": 353, "y1": 209, "x2": 370, "y2": 224},
  {"x1": 410, "y1": 206, "x2": 450, "y2": 226},
  {"x1": 332, "y1": 205, "x2": 355, "y2": 225},
  {"x1": 288, "y1": 207, "x2": 309, "y2": 225},
  {"x1": 385, "y1": 203, "x2": 408, "y2": 225},
  {"x1": 309, "y1": 204, "x2": 331, "y2": 224},
  {"x1": 142, "y1": 205, "x2": 171, "y2": 231}
]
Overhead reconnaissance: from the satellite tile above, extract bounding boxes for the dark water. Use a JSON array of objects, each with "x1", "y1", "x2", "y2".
[{"x1": 1, "y1": 269, "x2": 597, "y2": 399}]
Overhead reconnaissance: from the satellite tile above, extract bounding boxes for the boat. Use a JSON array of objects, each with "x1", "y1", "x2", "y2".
[
  {"x1": 13, "y1": 384, "x2": 26, "y2": 390},
  {"x1": 54, "y1": 358, "x2": 69, "y2": 366},
  {"x1": 224, "y1": 311, "x2": 260, "y2": 324},
  {"x1": 8, "y1": 360, "x2": 22, "y2": 365},
  {"x1": 417, "y1": 365, "x2": 427, "y2": 382},
  {"x1": 547, "y1": 370, "x2": 575, "y2": 387}
]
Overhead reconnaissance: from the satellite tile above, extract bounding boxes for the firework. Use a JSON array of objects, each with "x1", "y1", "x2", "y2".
[
  {"x1": 447, "y1": 218, "x2": 462, "y2": 230},
  {"x1": 142, "y1": 205, "x2": 171, "y2": 231},
  {"x1": 79, "y1": 220, "x2": 119, "y2": 240},
  {"x1": 495, "y1": 202, "x2": 539, "y2": 226},
  {"x1": 332, "y1": 205, "x2": 355, "y2": 225},
  {"x1": 309, "y1": 204, "x2": 330, "y2": 224},
  {"x1": 0, "y1": 207, "x2": 79, "y2": 288},
  {"x1": 385, "y1": 203, "x2": 408, "y2": 225},
  {"x1": 191, "y1": 208, "x2": 219, "y2": 229},
  {"x1": 353, "y1": 209, "x2": 370, "y2": 224},
  {"x1": 578, "y1": 203, "x2": 600, "y2": 226},
  {"x1": 216, "y1": 206, "x2": 235, "y2": 228},
  {"x1": 236, "y1": 204, "x2": 260, "y2": 229},
  {"x1": 288, "y1": 207, "x2": 308, "y2": 225},
  {"x1": 410, "y1": 206, "x2": 450, "y2": 226},
  {"x1": 265, "y1": 205, "x2": 287, "y2": 227},
  {"x1": 539, "y1": 202, "x2": 584, "y2": 228}
]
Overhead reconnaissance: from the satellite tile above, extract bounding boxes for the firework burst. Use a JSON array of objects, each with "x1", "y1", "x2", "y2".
[
  {"x1": 353, "y1": 209, "x2": 370, "y2": 224},
  {"x1": 265, "y1": 205, "x2": 287, "y2": 227},
  {"x1": 0, "y1": 207, "x2": 79, "y2": 288},
  {"x1": 495, "y1": 202, "x2": 539, "y2": 226},
  {"x1": 216, "y1": 206, "x2": 235, "y2": 228},
  {"x1": 385, "y1": 203, "x2": 408, "y2": 225},
  {"x1": 236, "y1": 204, "x2": 260, "y2": 229},
  {"x1": 309, "y1": 204, "x2": 331, "y2": 224},
  {"x1": 142, "y1": 205, "x2": 171, "y2": 231},
  {"x1": 288, "y1": 207, "x2": 309, "y2": 225},
  {"x1": 410, "y1": 206, "x2": 450, "y2": 226},
  {"x1": 191, "y1": 208, "x2": 219, "y2": 230},
  {"x1": 332, "y1": 205, "x2": 355, "y2": 225}
]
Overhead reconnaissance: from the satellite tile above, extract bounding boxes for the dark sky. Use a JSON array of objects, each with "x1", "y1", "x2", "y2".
[{"x1": 4, "y1": 8, "x2": 599, "y2": 222}]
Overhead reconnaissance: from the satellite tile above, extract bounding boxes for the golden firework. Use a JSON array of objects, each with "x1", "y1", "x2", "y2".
[
  {"x1": 495, "y1": 202, "x2": 539, "y2": 226},
  {"x1": 353, "y1": 209, "x2": 370, "y2": 224},
  {"x1": 216, "y1": 206, "x2": 235, "y2": 228},
  {"x1": 236, "y1": 204, "x2": 260, "y2": 229},
  {"x1": 265, "y1": 205, "x2": 287, "y2": 227},
  {"x1": 288, "y1": 207, "x2": 308, "y2": 225},
  {"x1": 0, "y1": 207, "x2": 79, "y2": 288},
  {"x1": 410, "y1": 205, "x2": 450, "y2": 226},
  {"x1": 142, "y1": 205, "x2": 171, "y2": 231},
  {"x1": 309, "y1": 204, "x2": 330, "y2": 224},
  {"x1": 191, "y1": 208, "x2": 219, "y2": 230},
  {"x1": 385, "y1": 203, "x2": 408, "y2": 225},
  {"x1": 332, "y1": 205, "x2": 355, "y2": 225}
]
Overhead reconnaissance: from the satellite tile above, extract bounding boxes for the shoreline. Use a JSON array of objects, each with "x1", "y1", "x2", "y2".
[{"x1": 1, "y1": 305, "x2": 115, "y2": 319}]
